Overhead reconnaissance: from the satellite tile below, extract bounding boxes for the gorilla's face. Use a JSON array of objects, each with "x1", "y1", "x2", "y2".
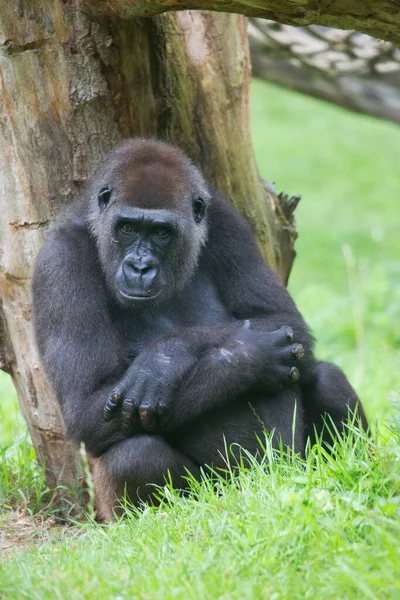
[
  {"x1": 105, "y1": 204, "x2": 201, "y2": 305},
  {"x1": 88, "y1": 139, "x2": 210, "y2": 307}
]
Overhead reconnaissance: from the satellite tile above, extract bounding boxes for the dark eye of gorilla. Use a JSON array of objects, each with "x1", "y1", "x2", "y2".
[
  {"x1": 118, "y1": 223, "x2": 171, "y2": 239},
  {"x1": 154, "y1": 228, "x2": 170, "y2": 238},
  {"x1": 98, "y1": 186, "x2": 112, "y2": 211},
  {"x1": 193, "y1": 198, "x2": 205, "y2": 223},
  {"x1": 119, "y1": 222, "x2": 135, "y2": 234}
]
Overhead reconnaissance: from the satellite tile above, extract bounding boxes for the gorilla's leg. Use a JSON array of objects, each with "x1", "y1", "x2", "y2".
[
  {"x1": 303, "y1": 360, "x2": 368, "y2": 444},
  {"x1": 92, "y1": 435, "x2": 201, "y2": 520},
  {"x1": 170, "y1": 387, "x2": 306, "y2": 470}
]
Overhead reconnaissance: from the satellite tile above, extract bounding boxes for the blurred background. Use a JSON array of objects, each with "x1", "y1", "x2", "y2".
[
  {"x1": 1, "y1": 76, "x2": 399, "y2": 451},
  {"x1": 252, "y1": 78, "x2": 400, "y2": 424}
]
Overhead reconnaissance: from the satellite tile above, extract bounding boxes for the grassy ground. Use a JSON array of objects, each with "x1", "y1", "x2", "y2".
[{"x1": 1, "y1": 79, "x2": 400, "y2": 598}]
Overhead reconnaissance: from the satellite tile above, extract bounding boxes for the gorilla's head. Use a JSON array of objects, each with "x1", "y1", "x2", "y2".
[{"x1": 88, "y1": 139, "x2": 210, "y2": 306}]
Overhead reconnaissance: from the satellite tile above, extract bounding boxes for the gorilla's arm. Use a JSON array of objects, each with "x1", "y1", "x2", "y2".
[
  {"x1": 104, "y1": 320, "x2": 303, "y2": 433},
  {"x1": 32, "y1": 220, "x2": 128, "y2": 456},
  {"x1": 206, "y1": 193, "x2": 317, "y2": 380},
  {"x1": 164, "y1": 321, "x2": 303, "y2": 432}
]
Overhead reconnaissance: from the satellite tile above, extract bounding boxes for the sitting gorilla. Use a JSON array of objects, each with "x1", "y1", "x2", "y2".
[{"x1": 32, "y1": 139, "x2": 367, "y2": 518}]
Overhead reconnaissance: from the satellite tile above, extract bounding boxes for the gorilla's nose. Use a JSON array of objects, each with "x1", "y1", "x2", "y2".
[{"x1": 122, "y1": 257, "x2": 159, "y2": 290}]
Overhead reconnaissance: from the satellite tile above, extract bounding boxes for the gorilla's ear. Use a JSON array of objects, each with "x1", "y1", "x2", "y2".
[
  {"x1": 98, "y1": 186, "x2": 112, "y2": 211},
  {"x1": 193, "y1": 198, "x2": 206, "y2": 223}
]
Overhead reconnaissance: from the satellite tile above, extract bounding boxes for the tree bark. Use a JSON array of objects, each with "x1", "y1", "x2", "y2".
[
  {"x1": 0, "y1": 3, "x2": 296, "y2": 497},
  {"x1": 79, "y1": 0, "x2": 400, "y2": 48}
]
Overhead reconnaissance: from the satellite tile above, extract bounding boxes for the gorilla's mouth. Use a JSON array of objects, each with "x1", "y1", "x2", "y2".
[{"x1": 118, "y1": 289, "x2": 162, "y2": 302}]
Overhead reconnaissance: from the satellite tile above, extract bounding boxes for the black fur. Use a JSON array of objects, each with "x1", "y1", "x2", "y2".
[{"x1": 32, "y1": 139, "x2": 367, "y2": 513}]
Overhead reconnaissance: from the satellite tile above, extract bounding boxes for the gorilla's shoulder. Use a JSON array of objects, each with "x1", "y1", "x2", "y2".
[
  {"x1": 37, "y1": 208, "x2": 96, "y2": 276},
  {"x1": 45, "y1": 203, "x2": 92, "y2": 246},
  {"x1": 206, "y1": 190, "x2": 259, "y2": 255}
]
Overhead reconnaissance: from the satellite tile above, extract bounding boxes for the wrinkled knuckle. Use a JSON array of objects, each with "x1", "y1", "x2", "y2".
[
  {"x1": 123, "y1": 396, "x2": 135, "y2": 408},
  {"x1": 121, "y1": 398, "x2": 135, "y2": 416},
  {"x1": 103, "y1": 407, "x2": 112, "y2": 422}
]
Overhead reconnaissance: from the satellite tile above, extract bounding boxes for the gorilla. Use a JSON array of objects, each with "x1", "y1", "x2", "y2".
[{"x1": 32, "y1": 138, "x2": 367, "y2": 518}]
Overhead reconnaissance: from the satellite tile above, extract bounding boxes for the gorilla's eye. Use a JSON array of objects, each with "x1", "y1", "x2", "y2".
[
  {"x1": 98, "y1": 186, "x2": 112, "y2": 211},
  {"x1": 193, "y1": 198, "x2": 205, "y2": 223},
  {"x1": 119, "y1": 222, "x2": 135, "y2": 234},
  {"x1": 155, "y1": 228, "x2": 170, "y2": 238}
]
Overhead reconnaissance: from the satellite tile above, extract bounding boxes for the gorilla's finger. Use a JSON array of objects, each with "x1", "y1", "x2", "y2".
[
  {"x1": 120, "y1": 397, "x2": 137, "y2": 434},
  {"x1": 156, "y1": 402, "x2": 171, "y2": 428},
  {"x1": 103, "y1": 390, "x2": 123, "y2": 421},
  {"x1": 291, "y1": 344, "x2": 304, "y2": 360},
  {"x1": 139, "y1": 403, "x2": 156, "y2": 432},
  {"x1": 284, "y1": 327, "x2": 294, "y2": 343},
  {"x1": 275, "y1": 326, "x2": 294, "y2": 346}
]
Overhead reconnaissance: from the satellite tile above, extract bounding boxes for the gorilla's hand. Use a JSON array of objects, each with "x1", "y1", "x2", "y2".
[
  {"x1": 103, "y1": 353, "x2": 174, "y2": 434},
  {"x1": 103, "y1": 344, "x2": 197, "y2": 434},
  {"x1": 224, "y1": 321, "x2": 304, "y2": 389}
]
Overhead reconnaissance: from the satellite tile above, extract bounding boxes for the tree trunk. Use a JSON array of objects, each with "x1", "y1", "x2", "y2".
[{"x1": 0, "y1": 3, "x2": 296, "y2": 497}]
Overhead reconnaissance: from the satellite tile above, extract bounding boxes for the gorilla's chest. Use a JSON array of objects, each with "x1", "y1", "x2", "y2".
[{"x1": 117, "y1": 273, "x2": 230, "y2": 359}]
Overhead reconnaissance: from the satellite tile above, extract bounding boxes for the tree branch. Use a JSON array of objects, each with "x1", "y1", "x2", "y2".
[
  {"x1": 249, "y1": 21, "x2": 400, "y2": 126},
  {"x1": 78, "y1": 1, "x2": 400, "y2": 48}
]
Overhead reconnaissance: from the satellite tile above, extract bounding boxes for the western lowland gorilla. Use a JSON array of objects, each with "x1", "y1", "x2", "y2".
[{"x1": 32, "y1": 138, "x2": 367, "y2": 518}]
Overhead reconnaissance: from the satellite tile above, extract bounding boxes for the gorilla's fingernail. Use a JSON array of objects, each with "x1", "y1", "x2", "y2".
[
  {"x1": 285, "y1": 327, "x2": 294, "y2": 342},
  {"x1": 292, "y1": 344, "x2": 304, "y2": 359},
  {"x1": 289, "y1": 366, "x2": 300, "y2": 382}
]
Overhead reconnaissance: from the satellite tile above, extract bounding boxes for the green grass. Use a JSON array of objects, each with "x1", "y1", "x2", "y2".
[
  {"x1": 0, "y1": 374, "x2": 23, "y2": 447},
  {"x1": 1, "y1": 80, "x2": 400, "y2": 598},
  {"x1": 1, "y1": 430, "x2": 400, "y2": 599},
  {"x1": 0, "y1": 377, "x2": 50, "y2": 515}
]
